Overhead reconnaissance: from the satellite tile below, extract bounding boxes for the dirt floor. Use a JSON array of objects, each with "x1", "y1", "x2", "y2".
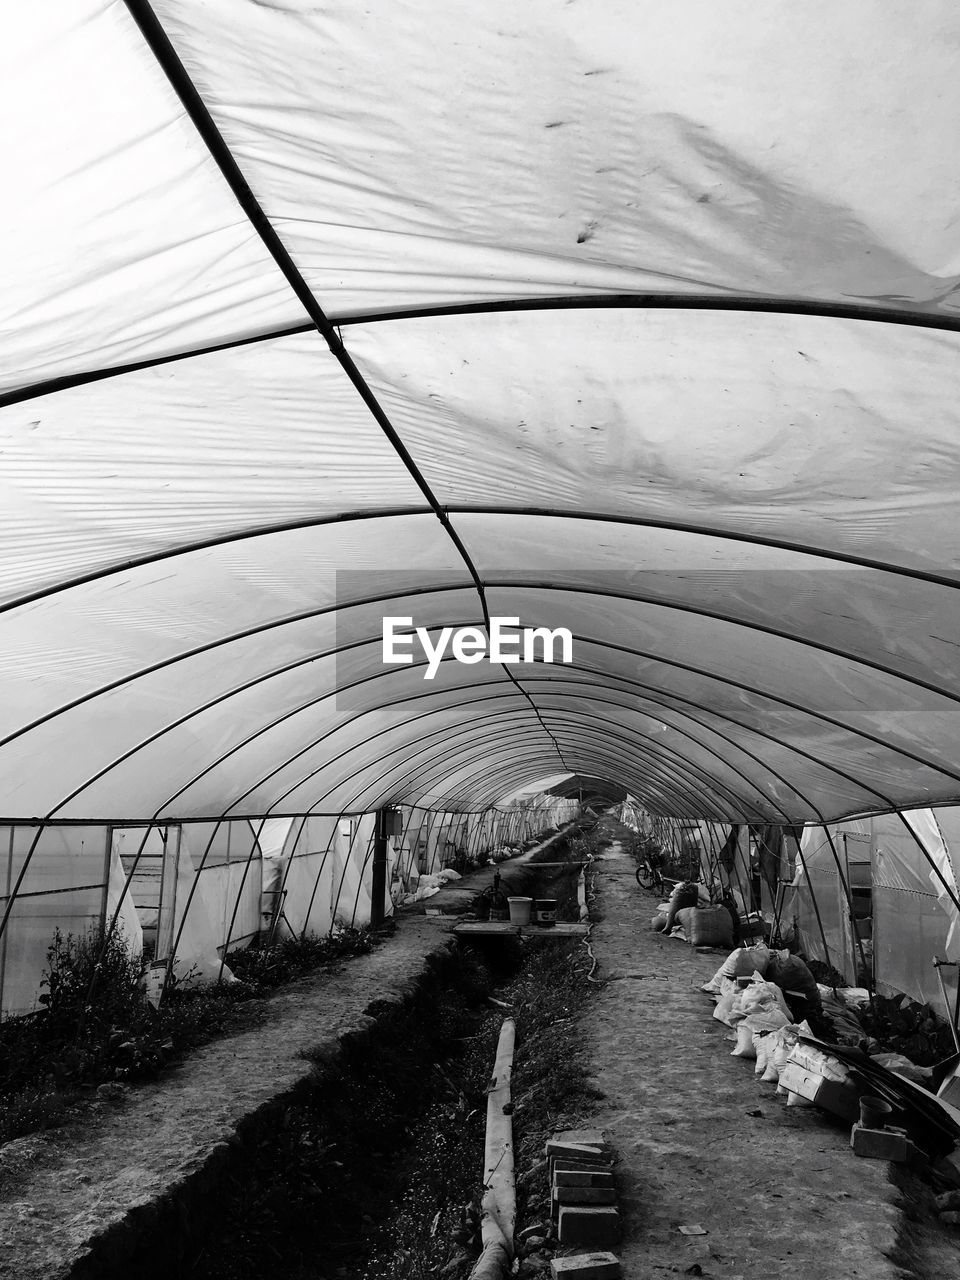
[
  {"x1": 0, "y1": 912, "x2": 457, "y2": 1280},
  {"x1": 581, "y1": 835, "x2": 960, "y2": 1280}
]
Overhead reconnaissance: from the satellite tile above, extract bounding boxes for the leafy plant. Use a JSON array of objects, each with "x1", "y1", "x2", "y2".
[{"x1": 0, "y1": 921, "x2": 385, "y2": 1148}]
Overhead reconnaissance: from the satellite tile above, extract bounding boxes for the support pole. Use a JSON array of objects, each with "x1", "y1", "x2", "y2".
[{"x1": 370, "y1": 808, "x2": 389, "y2": 928}]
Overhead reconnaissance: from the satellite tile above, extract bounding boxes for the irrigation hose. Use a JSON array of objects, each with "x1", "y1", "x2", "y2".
[{"x1": 580, "y1": 856, "x2": 602, "y2": 983}]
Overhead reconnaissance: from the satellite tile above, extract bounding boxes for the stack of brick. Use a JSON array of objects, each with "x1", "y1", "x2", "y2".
[{"x1": 544, "y1": 1129, "x2": 622, "y2": 1280}]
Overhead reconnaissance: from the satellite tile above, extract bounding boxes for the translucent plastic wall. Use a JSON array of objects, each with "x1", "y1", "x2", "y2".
[
  {"x1": 645, "y1": 808, "x2": 960, "y2": 1019},
  {"x1": 0, "y1": 825, "x2": 111, "y2": 1017},
  {"x1": 0, "y1": 800, "x2": 571, "y2": 1016}
]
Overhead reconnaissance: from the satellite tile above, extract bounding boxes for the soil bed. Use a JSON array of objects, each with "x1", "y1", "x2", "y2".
[{"x1": 147, "y1": 835, "x2": 602, "y2": 1280}]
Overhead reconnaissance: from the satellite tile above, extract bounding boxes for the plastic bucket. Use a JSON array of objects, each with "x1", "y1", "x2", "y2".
[
  {"x1": 534, "y1": 898, "x2": 557, "y2": 927},
  {"x1": 859, "y1": 1096, "x2": 892, "y2": 1129},
  {"x1": 507, "y1": 896, "x2": 533, "y2": 925}
]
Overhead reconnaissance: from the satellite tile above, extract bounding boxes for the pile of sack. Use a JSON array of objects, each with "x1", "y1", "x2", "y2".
[
  {"x1": 651, "y1": 882, "x2": 736, "y2": 948},
  {"x1": 701, "y1": 942, "x2": 837, "y2": 1100},
  {"x1": 401, "y1": 865, "x2": 462, "y2": 904},
  {"x1": 702, "y1": 940, "x2": 823, "y2": 1021}
]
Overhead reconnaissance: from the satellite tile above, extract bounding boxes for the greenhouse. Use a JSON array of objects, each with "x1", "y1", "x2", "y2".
[{"x1": 3, "y1": 3, "x2": 960, "y2": 1278}]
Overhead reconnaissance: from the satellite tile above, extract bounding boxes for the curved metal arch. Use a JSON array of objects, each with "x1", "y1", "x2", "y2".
[
  {"x1": 2, "y1": 555, "x2": 956, "y2": 810},
  {"x1": 289, "y1": 713, "x2": 755, "y2": 823},
  {"x1": 9, "y1": 290, "x2": 960, "y2": 411},
  {"x1": 348, "y1": 750, "x2": 682, "y2": 822},
  {"x1": 316, "y1": 737, "x2": 707, "y2": 823},
  {"x1": 242, "y1": 645, "x2": 921, "y2": 826},
  {"x1": 286, "y1": 697, "x2": 699, "y2": 820},
  {"x1": 0, "y1": 506, "x2": 454, "y2": 620},
  {"x1": 218, "y1": 654, "x2": 795, "y2": 823},
  {"x1": 406, "y1": 747, "x2": 719, "y2": 820},
  {"x1": 22, "y1": 606, "x2": 947, "y2": 829},
  {"x1": 0, "y1": 581, "x2": 482, "y2": 757},
  {"x1": 227, "y1": 680, "x2": 693, "y2": 819},
  {"x1": 14, "y1": 575, "x2": 956, "y2": 832},
  {"x1": 26, "y1": 638, "x2": 487, "y2": 819},
  {"x1": 455, "y1": 711, "x2": 783, "y2": 819},
  {"x1": 348, "y1": 704, "x2": 754, "y2": 818},
  {"x1": 338, "y1": 292, "x2": 960, "y2": 337},
  {"x1": 12, "y1": 554, "x2": 952, "y2": 803},
  {"x1": 256, "y1": 705, "x2": 553, "y2": 813},
  {"x1": 255, "y1": 691, "x2": 540, "y2": 798},
  {"x1": 6, "y1": 581, "x2": 958, "y2": 819},
  {"x1": 519, "y1": 672, "x2": 933, "y2": 824},
  {"x1": 539, "y1": 709, "x2": 789, "y2": 814},
  {"x1": 120, "y1": 0, "x2": 569, "y2": 778},
  {"x1": 370, "y1": 742, "x2": 717, "y2": 822},
  {"x1": 0, "y1": 321, "x2": 317, "y2": 410},
  {"x1": 530, "y1": 684, "x2": 829, "y2": 814},
  {"x1": 267, "y1": 715, "x2": 556, "y2": 814},
  {"x1": 27, "y1": 648, "x2": 500, "y2": 821},
  {"x1": 0, "y1": 534, "x2": 954, "y2": 717},
  {"x1": 431, "y1": 737, "x2": 747, "y2": 822},
  {"x1": 554, "y1": 628, "x2": 960, "y2": 791},
  {"x1": 357, "y1": 666, "x2": 861, "y2": 826},
  {"x1": 477, "y1": 580, "x2": 960, "y2": 711},
  {"x1": 268, "y1": 695, "x2": 777, "y2": 823},
  {"x1": 166, "y1": 648, "x2": 897, "y2": 821},
  {"x1": 21, "y1": 641, "x2": 920, "y2": 828},
  {"x1": 451, "y1": 508, "x2": 960, "y2": 593},
  {"x1": 0, "y1": 544, "x2": 957, "y2": 770}
]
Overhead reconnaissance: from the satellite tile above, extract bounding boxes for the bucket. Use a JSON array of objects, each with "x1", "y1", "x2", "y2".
[
  {"x1": 534, "y1": 898, "x2": 557, "y2": 927},
  {"x1": 859, "y1": 1095, "x2": 892, "y2": 1130},
  {"x1": 507, "y1": 896, "x2": 533, "y2": 925}
]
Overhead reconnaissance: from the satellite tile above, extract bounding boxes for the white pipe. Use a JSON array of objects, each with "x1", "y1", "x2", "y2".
[{"x1": 469, "y1": 1017, "x2": 516, "y2": 1280}]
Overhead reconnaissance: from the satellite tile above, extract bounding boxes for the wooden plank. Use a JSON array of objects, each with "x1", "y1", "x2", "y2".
[{"x1": 452, "y1": 921, "x2": 588, "y2": 938}]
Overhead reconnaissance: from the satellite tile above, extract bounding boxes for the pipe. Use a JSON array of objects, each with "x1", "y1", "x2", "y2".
[{"x1": 470, "y1": 1017, "x2": 517, "y2": 1280}]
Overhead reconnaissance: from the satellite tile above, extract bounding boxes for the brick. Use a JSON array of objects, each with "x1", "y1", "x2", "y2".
[
  {"x1": 554, "y1": 1170, "x2": 615, "y2": 1188},
  {"x1": 557, "y1": 1206, "x2": 621, "y2": 1247},
  {"x1": 554, "y1": 1186, "x2": 618, "y2": 1205},
  {"x1": 550, "y1": 1155, "x2": 615, "y2": 1174},
  {"x1": 850, "y1": 1123, "x2": 919, "y2": 1163},
  {"x1": 546, "y1": 1140, "x2": 608, "y2": 1161},
  {"x1": 552, "y1": 1129, "x2": 609, "y2": 1149},
  {"x1": 550, "y1": 1163, "x2": 614, "y2": 1189},
  {"x1": 550, "y1": 1253, "x2": 622, "y2": 1279}
]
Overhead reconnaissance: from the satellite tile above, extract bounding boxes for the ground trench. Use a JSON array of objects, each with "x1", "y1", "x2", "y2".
[{"x1": 73, "y1": 841, "x2": 599, "y2": 1280}]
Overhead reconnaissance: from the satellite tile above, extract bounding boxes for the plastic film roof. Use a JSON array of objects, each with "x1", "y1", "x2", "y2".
[{"x1": 2, "y1": 1, "x2": 960, "y2": 822}]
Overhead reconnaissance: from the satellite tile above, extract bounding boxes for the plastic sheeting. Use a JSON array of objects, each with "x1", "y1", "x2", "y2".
[
  {"x1": 0, "y1": 825, "x2": 111, "y2": 1015},
  {"x1": 783, "y1": 812, "x2": 960, "y2": 1016},
  {"x1": 641, "y1": 808, "x2": 960, "y2": 1018},
  {"x1": 2, "y1": 4, "x2": 960, "y2": 831}
]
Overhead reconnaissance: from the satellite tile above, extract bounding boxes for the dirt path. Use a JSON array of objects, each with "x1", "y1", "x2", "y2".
[
  {"x1": 0, "y1": 833, "x2": 571, "y2": 1280},
  {"x1": 581, "y1": 842, "x2": 904, "y2": 1280},
  {"x1": 0, "y1": 914, "x2": 456, "y2": 1280}
]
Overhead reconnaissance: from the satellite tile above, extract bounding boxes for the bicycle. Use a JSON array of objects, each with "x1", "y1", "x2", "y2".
[{"x1": 635, "y1": 855, "x2": 665, "y2": 894}]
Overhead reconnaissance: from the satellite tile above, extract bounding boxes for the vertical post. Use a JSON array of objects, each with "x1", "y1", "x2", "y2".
[
  {"x1": 370, "y1": 808, "x2": 389, "y2": 928},
  {"x1": 100, "y1": 826, "x2": 114, "y2": 932},
  {"x1": 300, "y1": 816, "x2": 340, "y2": 940},
  {"x1": 0, "y1": 826, "x2": 14, "y2": 1015}
]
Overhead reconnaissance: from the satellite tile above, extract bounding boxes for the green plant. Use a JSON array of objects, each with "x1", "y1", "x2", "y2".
[
  {"x1": 0, "y1": 921, "x2": 386, "y2": 1149},
  {"x1": 225, "y1": 927, "x2": 374, "y2": 989}
]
